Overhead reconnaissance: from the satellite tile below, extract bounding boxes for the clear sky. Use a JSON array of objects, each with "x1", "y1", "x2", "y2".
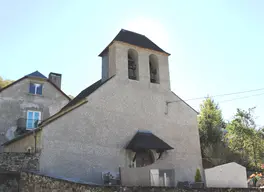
[{"x1": 1, "y1": 0, "x2": 264, "y2": 125}]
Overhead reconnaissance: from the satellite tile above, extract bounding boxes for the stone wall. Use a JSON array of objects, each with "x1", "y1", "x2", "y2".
[
  {"x1": 19, "y1": 171, "x2": 264, "y2": 192},
  {"x1": 0, "y1": 152, "x2": 39, "y2": 172}
]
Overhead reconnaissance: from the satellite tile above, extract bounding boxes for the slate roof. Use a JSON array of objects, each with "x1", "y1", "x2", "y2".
[
  {"x1": 60, "y1": 76, "x2": 114, "y2": 111},
  {"x1": 26, "y1": 71, "x2": 47, "y2": 79},
  {"x1": 126, "y1": 130, "x2": 174, "y2": 152},
  {"x1": 99, "y1": 29, "x2": 170, "y2": 56}
]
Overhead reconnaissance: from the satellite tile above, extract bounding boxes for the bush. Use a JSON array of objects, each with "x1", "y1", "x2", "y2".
[{"x1": 195, "y1": 168, "x2": 202, "y2": 182}]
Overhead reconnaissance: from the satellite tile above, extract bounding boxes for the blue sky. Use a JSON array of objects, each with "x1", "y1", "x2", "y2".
[{"x1": 1, "y1": 0, "x2": 264, "y2": 125}]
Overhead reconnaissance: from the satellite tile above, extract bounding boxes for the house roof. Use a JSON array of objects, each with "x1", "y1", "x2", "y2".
[
  {"x1": 0, "y1": 71, "x2": 71, "y2": 100},
  {"x1": 126, "y1": 130, "x2": 174, "y2": 152},
  {"x1": 99, "y1": 29, "x2": 170, "y2": 56},
  {"x1": 26, "y1": 71, "x2": 47, "y2": 79}
]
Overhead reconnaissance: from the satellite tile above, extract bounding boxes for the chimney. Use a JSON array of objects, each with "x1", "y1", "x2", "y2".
[{"x1": 49, "y1": 72, "x2": 62, "y2": 89}]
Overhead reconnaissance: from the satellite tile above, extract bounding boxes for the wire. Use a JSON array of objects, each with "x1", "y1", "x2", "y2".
[
  {"x1": 220, "y1": 92, "x2": 264, "y2": 103},
  {"x1": 168, "y1": 87, "x2": 264, "y2": 104}
]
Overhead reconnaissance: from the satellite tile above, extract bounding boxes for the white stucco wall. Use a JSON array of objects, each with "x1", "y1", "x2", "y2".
[
  {"x1": 205, "y1": 162, "x2": 247, "y2": 188},
  {"x1": 39, "y1": 42, "x2": 203, "y2": 185}
]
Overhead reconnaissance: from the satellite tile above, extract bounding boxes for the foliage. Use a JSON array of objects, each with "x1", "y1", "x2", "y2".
[
  {"x1": 0, "y1": 76, "x2": 14, "y2": 89},
  {"x1": 226, "y1": 107, "x2": 264, "y2": 169},
  {"x1": 198, "y1": 97, "x2": 254, "y2": 169},
  {"x1": 198, "y1": 97, "x2": 224, "y2": 157},
  {"x1": 194, "y1": 168, "x2": 202, "y2": 182}
]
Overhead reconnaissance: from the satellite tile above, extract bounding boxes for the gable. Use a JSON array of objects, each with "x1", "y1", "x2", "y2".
[{"x1": 0, "y1": 75, "x2": 71, "y2": 101}]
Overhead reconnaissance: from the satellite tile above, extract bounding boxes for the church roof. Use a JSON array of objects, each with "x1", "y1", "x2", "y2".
[
  {"x1": 126, "y1": 130, "x2": 174, "y2": 152},
  {"x1": 99, "y1": 29, "x2": 170, "y2": 56},
  {"x1": 60, "y1": 76, "x2": 115, "y2": 111}
]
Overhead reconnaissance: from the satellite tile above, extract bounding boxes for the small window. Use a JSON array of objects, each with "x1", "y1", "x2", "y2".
[
  {"x1": 29, "y1": 83, "x2": 43, "y2": 95},
  {"x1": 26, "y1": 111, "x2": 41, "y2": 129}
]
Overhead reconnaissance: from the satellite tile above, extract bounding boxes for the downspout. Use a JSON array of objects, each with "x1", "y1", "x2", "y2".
[{"x1": 33, "y1": 130, "x2": 37, "y2": 153}]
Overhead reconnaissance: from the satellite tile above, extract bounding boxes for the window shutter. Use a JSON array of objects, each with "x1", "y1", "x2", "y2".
[
  {"x1": 36, "y1": 84, "x2": 43, "y2": 95},
  {"x1": 29, "y1": 83, "x2": 35, "y2": 94}
]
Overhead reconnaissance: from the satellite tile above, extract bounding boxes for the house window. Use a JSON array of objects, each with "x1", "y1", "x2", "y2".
[
  {"x1": 26, "y1": 111, "x2": 41, "y2": 129},
  {"x1": 29, "y1": 83, "x2": 43, "y2": 95},
  {"x1": 149, "y1": 54, "x2": 159, "y2": 84},
  {"x1": 128, "y1": 49, "x2": 139, "y2": 80}
]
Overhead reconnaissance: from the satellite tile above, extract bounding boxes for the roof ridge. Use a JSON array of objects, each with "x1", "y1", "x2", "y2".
[{"x1": 120, "y1": 28, "x2": 146, "y2": 37}]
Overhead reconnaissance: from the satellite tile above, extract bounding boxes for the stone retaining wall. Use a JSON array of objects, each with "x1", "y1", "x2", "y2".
[
  {"x1": 0, "y1": 171, "x2": 19, "y2": 192},
  {"x1": 0, "y1": 152, "x2": 39, "y2": 172},
  {"x1": 20, "y1": 171, "x2": 264, "y2": 192}
]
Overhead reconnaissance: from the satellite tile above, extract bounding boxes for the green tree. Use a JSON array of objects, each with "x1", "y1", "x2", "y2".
[
  {"x1": 198, "y1": 97, "x2": 224, "y2": 157},
  {"x1": 0, "y1": 76, "x2": 14, "y2": 89},
  {"x1": 226, "y1": 107, "x2": 264, "y2": 169}
]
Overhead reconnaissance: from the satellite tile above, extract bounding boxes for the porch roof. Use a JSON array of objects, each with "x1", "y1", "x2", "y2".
[{"x1": 125, "y1": 131, "x2": 173, "y2": 152}]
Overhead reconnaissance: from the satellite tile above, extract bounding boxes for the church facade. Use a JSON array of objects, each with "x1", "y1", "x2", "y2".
[{"x1": 4, "y1": 29, "x2": 203, "y2": 186}]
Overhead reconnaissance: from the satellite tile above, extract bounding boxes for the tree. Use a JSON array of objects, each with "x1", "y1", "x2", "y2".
[
  {"x1": 226, "y1": 107, "x2": 264, "y2": 169},
  {"x1": 195, "y1": 168, "x2": 202, "y2": 182},
  {"x1": 0, "y1": 76, "x2": 14, "y2": 89},
  {"x1": 198, "y1": 97, "x2": 224, "y2": 157}
]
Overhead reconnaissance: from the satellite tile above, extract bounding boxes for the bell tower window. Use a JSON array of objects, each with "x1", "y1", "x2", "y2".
[
  {"x1": 149, "y1": 54, "x2": 159, "y2": 84},
  {"x1": 128, "y1": 49, "x2": 139, "y2": 80}
]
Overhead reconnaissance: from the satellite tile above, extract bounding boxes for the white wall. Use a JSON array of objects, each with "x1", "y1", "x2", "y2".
[{"x1": 205, "y1": 162, "x2": 248, "y2": 188}]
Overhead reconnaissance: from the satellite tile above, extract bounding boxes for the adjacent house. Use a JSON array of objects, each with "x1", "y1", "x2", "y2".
[
  {"x1": 0, "y1": 71, "x2": 70, "y2": 151},
  {"x1": 3, "y1": 29, "x2": 203, "y2": 186}
]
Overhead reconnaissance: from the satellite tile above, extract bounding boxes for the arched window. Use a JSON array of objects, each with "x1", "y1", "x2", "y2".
[
  {"x1": 135, "y1": 150, "x2": 154, "y2": 167},
  {"x1": 149, "y1": 54, "x2": 159, "y2": 84},
  {"x1": 128, "y1": 49, "x2": 138, "y2": 80}
]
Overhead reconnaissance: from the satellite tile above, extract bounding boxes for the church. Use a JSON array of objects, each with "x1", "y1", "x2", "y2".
[{"x1": 3, "y1": 29, "x2": 203, "y2": 186}]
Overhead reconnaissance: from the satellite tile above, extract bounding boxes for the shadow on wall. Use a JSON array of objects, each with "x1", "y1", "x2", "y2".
[{"x1": 0, "y1": 170, "x2": 20, "y2": 192}]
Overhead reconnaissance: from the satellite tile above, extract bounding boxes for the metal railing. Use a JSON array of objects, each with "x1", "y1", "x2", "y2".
[{"x1": 17, "y1": 118, "x2": 41, "y2": 130}]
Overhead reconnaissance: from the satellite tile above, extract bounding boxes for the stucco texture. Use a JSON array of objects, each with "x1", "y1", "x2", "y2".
[
  {"x1": 39, "y1": 42, "x2": 203, "y2": 185},
  {"x1": 0, "y1": 77, "x2": 69, "y2": 151},
  {"x1": 205, "y1": 162, "x2": 248, "y2": 188}
]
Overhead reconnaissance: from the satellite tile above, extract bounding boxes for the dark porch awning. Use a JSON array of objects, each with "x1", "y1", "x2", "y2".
[{"x1": 125, "y1": 131, "x2": 174, "y2": 152}]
